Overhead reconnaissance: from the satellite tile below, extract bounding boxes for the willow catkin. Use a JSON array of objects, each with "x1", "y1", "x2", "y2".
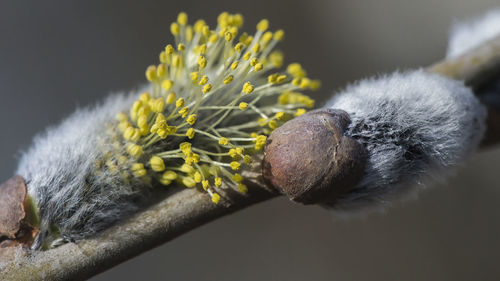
[{"x1": 327, "y1": 70, "x2": 486, "y2": 211}]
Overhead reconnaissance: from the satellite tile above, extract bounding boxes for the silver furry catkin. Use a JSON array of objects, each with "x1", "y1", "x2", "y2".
[
  {"x1": 327, "y1": 70, "x2": 486, "y2": 210},
  {"x1": 17, "y1": 93, "x2": 141, "y2": 249}
]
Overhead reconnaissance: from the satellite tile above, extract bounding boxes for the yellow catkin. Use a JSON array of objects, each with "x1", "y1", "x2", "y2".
[{"x1": 109, "y1": 12, "x2": 318, "y2": 206}]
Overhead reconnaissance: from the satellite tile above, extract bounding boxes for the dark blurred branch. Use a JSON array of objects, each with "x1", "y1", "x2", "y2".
[{"x1": 428, "y1": 35, "x2": 500, "y2": 147}]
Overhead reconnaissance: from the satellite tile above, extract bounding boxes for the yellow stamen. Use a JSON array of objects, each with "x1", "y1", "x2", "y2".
[
  {"x1": 145, "y1": 65, "x2": 157, "y2": 81},
  {"x1": 211, "y1": 193, "x2": 221, "y2": 204},
  {"x1": 183, "y1": 177, "x2": 196, "y2": 188},
  {"x1": 239, "y1": 102, "x2": 248, "y2": 110},
  {"x1": 151, "y1": 98, "x2": 165, "y2": 113},
  {"x1": 170, "y1": 22, "x2": 180, "y2": 36},
  {"x1": 186, "y1": 128, "x2": 195, "y2": 139},
  {"x1": 180, "y1": 163, "x2": 195, "y2": 174},
  {"x1": 162, "y1": 80, "x2": 174, "y2": 91},
  {"x1": 186, "y1": 114, "x2": 197, "y2": 125},
  {"x1": 190, "y1": 72, "x2": 199, "y2": 82},
  {"x1": 234, "y1": 43, "x2": 244, "y2": 53},
  {"x1": 166, "y1": 92, "x2": 176, "y2": 104},
  {"x1": 165, "y1": 44, "x2": 174, "y2": 55},
  {"x1": 199, "y1": 75, "x2": 209, "y2": 85},
  {"x1": 237, "y1": 183, "x2": 248, "y2": 194},
  {"x1": 256, "y1": 19, "x2": 269, "y2": 32},
  {"x1": 162, "y1": 171, "x2": 177, "y2": 180},
  {"x1": 232, "y1": 173, "x2": 243, "y2": 183},
  {"x1": 254, "y1": 63, "x2": 263, "y2": 72},
  {"x1": 202, "y1": 180, "x2": 209, "y2": 190},
  {"x1": 251, "y1": 43, "x2": 260, "y2": 54},
  {"x1": 198, "y1": 56, "x2": 207, "y2": 69},
  {"x1": 223, "y1": 75, "x2": 234, "y2": 84},
  {"x1": 230, "y1": 161, "x2": 241, "y2": 170},
  {"x1": 150, "y1": 156, "x2": 166, "y2": 172},
  {"x1": 177, "y1": 12, "x2": 188, "y2": 26},
  {"x1": 295, "y1": 108, "x2": 306, "y2": 116},
  {"x1": 218, "y1": 137, "x2": 229, "y2": 145},
  {"x1": 268, "y1": 120, "x2": 278, "y2": 130},
  {"x1": 242, "y1": 82, "x2": 254, "y2": 94},
  {"x1": 214, "y1": 177, "x2": 222, "y2": 187},
  {"x1": 194, "y1": 172, "x2": 202, "y2": 183},
  {"x1": 176, "y1": 98, "x2": 185, "y2": 108},
  {"x1": 243, "y1": 155, "x2": 252, "y2": 164},
  {"x1": 157, "y1": 64, "x2": 166, "y2": 77},
  {"x1": 131, "y1": 163, "x2": 147, "y2": 178},
  {"x1": 202, "y1": 83, "x2": 212, "y2": 94},
  {"x1": 126, "y1": 144, "x2": 143, "y2": 158},
  {"x1": 274, "y1": 29, "x2": 285, "y2": 41}
]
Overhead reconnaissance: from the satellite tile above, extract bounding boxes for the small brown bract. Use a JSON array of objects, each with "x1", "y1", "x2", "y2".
[
  {"x1": 262, "y1": 108, "x2": 366, "y2": 205},
  {"x1": 0, "y1": 175, "x2": 38, "y2": 248},
  {"x1": 0, "y1": 176, "x2": 28, "y2": 239}
]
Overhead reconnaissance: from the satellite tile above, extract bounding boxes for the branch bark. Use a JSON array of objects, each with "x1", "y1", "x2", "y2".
[{"x1": 1, "y1": 34, "x2": 500, "y2": 281}]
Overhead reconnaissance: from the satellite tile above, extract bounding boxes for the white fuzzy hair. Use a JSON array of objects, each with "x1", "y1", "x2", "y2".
[
  {"x1": 16, "y1": 91, "x2": 143, "y2": 249},
  {"x1": 447, "y1": 8, "x2": 500, "y2": 58},
  {"x1": 327, "y1": 70, "x2": 486, "y2": 210}
]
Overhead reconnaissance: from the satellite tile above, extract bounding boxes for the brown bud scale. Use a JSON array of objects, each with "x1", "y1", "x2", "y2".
[
  {"x1": 0, "y1": 175, "x2": 39, "y2": 248},
  {"x1": 262, "y1": 108, "x2": 366, "y2": 205}
]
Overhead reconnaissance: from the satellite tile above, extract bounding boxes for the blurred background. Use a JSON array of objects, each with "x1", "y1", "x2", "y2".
[{"x1": 1, "y1": 0, "x2": 500, "y2": 280}]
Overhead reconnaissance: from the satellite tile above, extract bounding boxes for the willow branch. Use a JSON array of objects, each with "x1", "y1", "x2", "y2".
[
  {"x1": 428, "y1": 35, "x2": 500, "y2": 86},
  {"x1": 2, "y1": 35, "x2": 500, "y2": 281},
  {"x1": 429, "y1": 35, "x2": 500, "y2": 146}
]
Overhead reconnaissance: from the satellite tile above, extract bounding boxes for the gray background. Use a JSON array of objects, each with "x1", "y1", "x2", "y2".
[{"x1": 1, "y1": 1, "x2": 500, "y2": 280}]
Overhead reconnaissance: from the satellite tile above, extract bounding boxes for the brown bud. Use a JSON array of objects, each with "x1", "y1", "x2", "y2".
[{"x1": 262, "y1": 108, "x2": 366, "y2": 205}]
